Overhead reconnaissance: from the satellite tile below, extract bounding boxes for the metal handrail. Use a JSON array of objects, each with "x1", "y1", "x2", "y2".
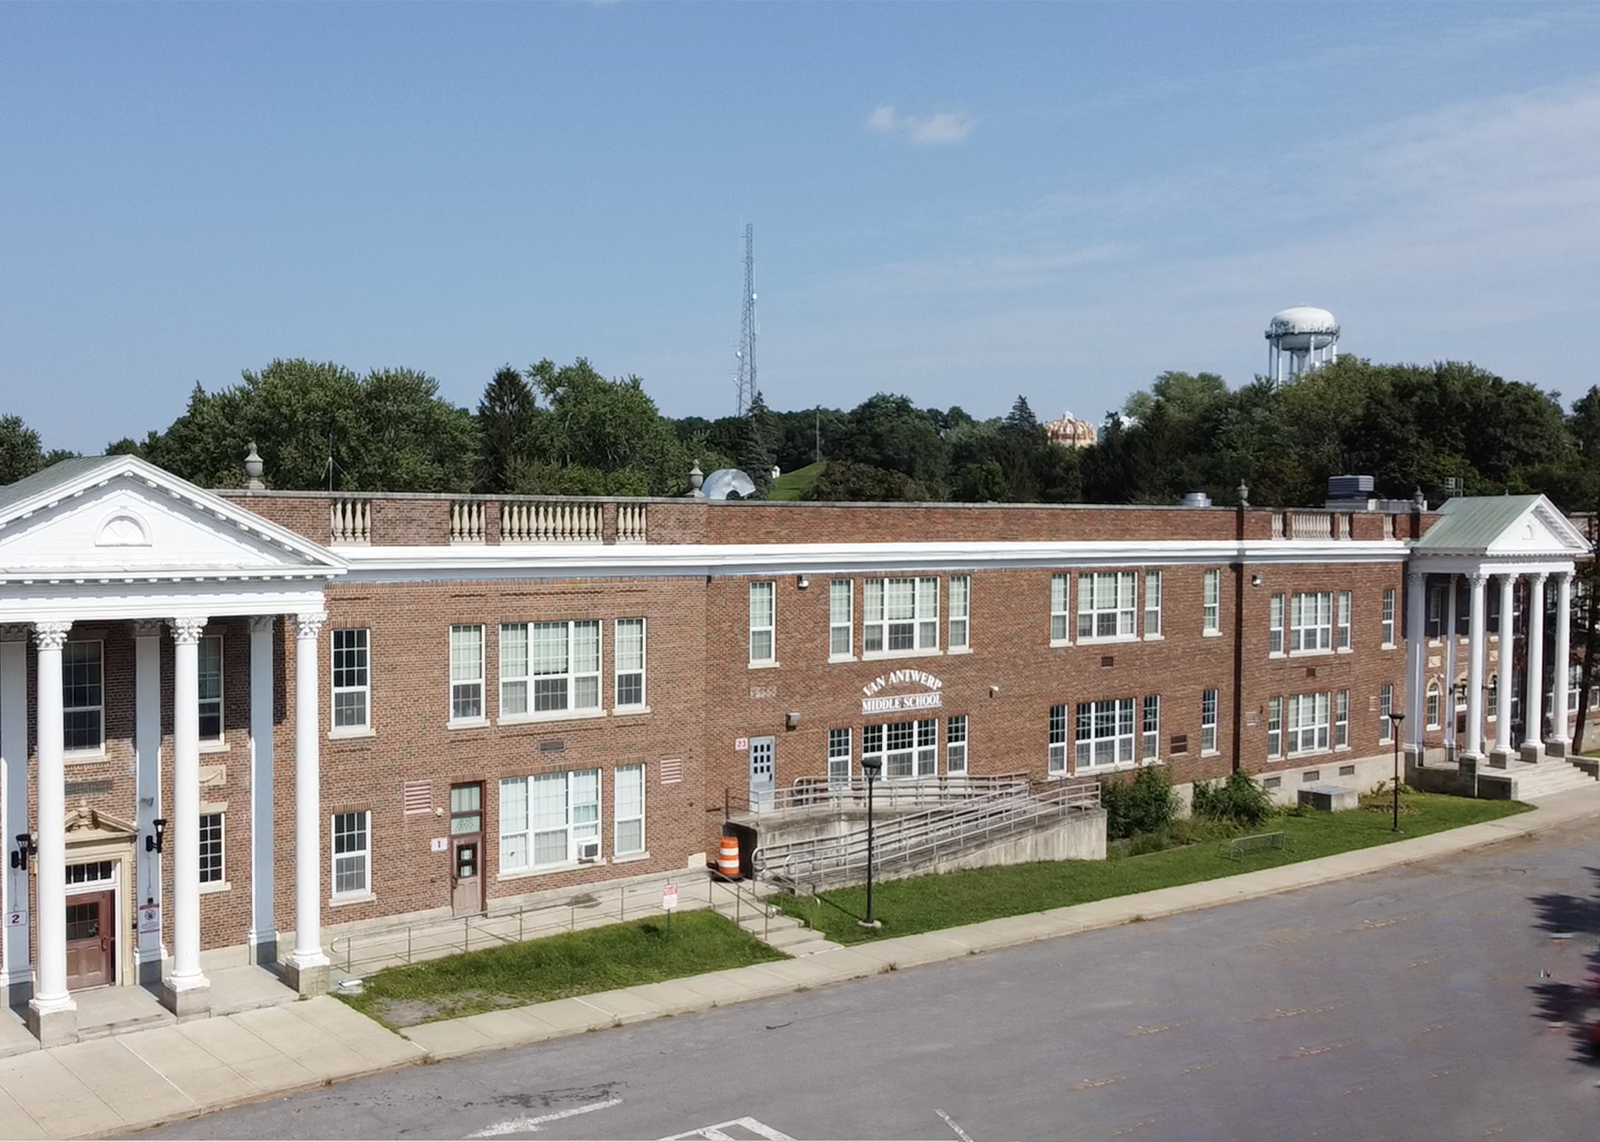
[{"x1": 720, "y1": 772, "x2": 1034, "y2": 817}]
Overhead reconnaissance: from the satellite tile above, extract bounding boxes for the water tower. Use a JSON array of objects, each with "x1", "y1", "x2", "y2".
[{"x1": 1265, "y1": 306, "x2": 1340, "y2": 383}]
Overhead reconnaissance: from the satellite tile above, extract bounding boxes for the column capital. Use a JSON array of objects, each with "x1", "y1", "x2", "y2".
[
  {"x1": 169, "y1": 616, "x2": 208, "y2": 645},
  {"x1": 0, "y1": 622, "x2": 33, "y2": 642},
  {"x1": 131, "y1": 619, "x2": 164, "y2": 639},
  {"x1": 293, "y1": 612, "x2": 328, "y2": 640},
  {"x1": 1406, "y1": 568, "x2": 1426, "y2": 585},
  {"x1": 1467, "y1": 571, "x2": 1488, "y2": 588},
  {"x1": 248, "y1": 614, "x2": 277, "y2": 634},
  {"x1": 1529, "y1": 571, "x2": 1549, "y2": 587},
  {"x1": 33, "y1": 621, "x2": 73, "y2": 651}
]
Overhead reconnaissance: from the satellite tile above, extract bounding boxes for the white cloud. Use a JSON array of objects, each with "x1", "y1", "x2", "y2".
[{"x1": 866, "y1": 103, "x2": 976, "y2": 145}]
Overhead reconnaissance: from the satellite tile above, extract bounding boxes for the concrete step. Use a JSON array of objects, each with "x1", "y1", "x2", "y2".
[
  {"x1": 76, "y1": 1007, "x2": 176, "y2": 1041},
  {"x1": 760, "y1": 924, "x2": 825, "y2": 951},
  {"x1": 1513, "y1": 760, "x2": 1599, "y2": 799},
  {"x1": 788, "y1": 938, "x2": 845, "y2": 956}
]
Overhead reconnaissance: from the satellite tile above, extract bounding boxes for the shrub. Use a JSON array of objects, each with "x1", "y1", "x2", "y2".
[
  {"x1": 1100, "y1": 765, "x2": 1178, "y2": 840},
  {"x1": 1191, "y1": 771, "x2": 1275, "y2": 828}
]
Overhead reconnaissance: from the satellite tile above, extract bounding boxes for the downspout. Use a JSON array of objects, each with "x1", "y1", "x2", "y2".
[{"x1": 1231, "y1": 484, "x2": 1249, "y2": 774}]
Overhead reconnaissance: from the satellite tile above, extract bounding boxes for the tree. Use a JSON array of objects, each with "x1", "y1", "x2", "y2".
[
  {"x1": 739, "y1": 391, "x2": 775, "y2": 499},
  {"x1": 838, "y1": 394, "x2": 950, "y2": 491},
  {"x1": 803, "y1": 460, "x2": 932, "y2": 502},
  {"x1": 475, "y1": 365, "x2": 538, "y2": 493},
  {"x1": 0, "y1": 415, "x2": 46, "y2": 484},
  {"x1": 519, "y1": 358, "x2": 691, "y2": 495}
]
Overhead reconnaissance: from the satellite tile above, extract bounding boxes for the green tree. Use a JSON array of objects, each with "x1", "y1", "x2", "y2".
[
  {"x1": 520, "y1": 358, "x2": 690, "y2": 495},
  {"x1": 475, "y1": 365, "x2": 539, "y2": 493},
  {"x1": 738, "y1": 391, "x2": 775, "y2": 499},
  {"x1": 0, "y1": 415, "x2": 46, "y2": 484}
]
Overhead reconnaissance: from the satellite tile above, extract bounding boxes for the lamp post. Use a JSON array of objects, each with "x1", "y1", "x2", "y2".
[
  {"x1": 1388, "y1": 711, "x2": 1406, "y2": 833},
  {"x1": 859, "y1": 755, "x2": 882, "y2": 929}
]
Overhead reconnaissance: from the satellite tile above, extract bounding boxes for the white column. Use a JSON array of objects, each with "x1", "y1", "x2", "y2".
[
  {"x1": 164, "y1": 616, "x2": 210, "y2": 1011},
  {"x1": 1549, "y1": 571, "x2": 1573, "y2": 755},
  {"x1": 286, "y1": 611, "x2": 330, "y2": 995},
  {"x1": 1444, "y1": 576, "x2": 1459, "y2": 754},
  {"x1": 133, "y1": 621, "x2": 165, "y2": 982},
  {"x1": 28, "y1": 621, "x2": 75, "y2": 1038},
  {"x1": 247, "y1": 616, "x2": 277, "y2": 963},
  {"x1": 1464, "y1": 573, "x2": 1487, "y2": 758},
  {"x1": 1, "y1": 627, "x2": 31, "y2": 1003},
  {"x1": 1524, "y1": 573, "x2": 1546, "y2": 761},
  {"x1": 1405, "y1": 571, "x2": 1426, "y2": 754},
  {"x1": 1494, "y1": 575, "x2": 1515, "y2": 761}
]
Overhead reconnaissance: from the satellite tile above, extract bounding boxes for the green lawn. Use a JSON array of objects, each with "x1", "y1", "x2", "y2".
[
  {"x1": 337, "y1": 909, "x2": 785, "y2": 1028},
  {"x1": 777, "y1": 791, "x2": 1530, "y2": 945},
  {"x1": 769, "y1": 462, "x2": 825, "y2": 501}
]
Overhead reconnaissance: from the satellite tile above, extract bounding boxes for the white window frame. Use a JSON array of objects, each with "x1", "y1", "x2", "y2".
[
  {"x1": 828, "y1": 727, "x2": 852, "y2": 785},
  {"x1": 1381, "y1": 589, "x2": 1396, "y2": 647},
  {"x1": 863, "y1": 718, "x2": 939, "y2": 779},
  {"x1": 614, "y1": 764, "x2": 645, "y2": 857},
  {"x1": 498, "y1": 770, "x2": 601, "y2": 873},
  {"x1": 1569, "y1": 664, "x2": 1582, "y2": 715},
  {"x1": 63, "y1": 639, "x2": 104, "y2": 754},
  {"x1": 198, "y1": 633, "x2": 224, "y2": 744},
  {"x1": 199, "y1": 811, "x2": 225, "y2": 887},
  {"x1": 1048, "y1": 704, "x2": 1068, "y2": 773},
  {"x1": 1380, "y1": 684, "x2": 1394, "y2": 742},
  {"x1": 449, "y1": 625, "x2": 485, "y2": 724},
  {"x1": 331, "y1": 810, "x2": 370, "y2": 898},
  {"x1": 332, "y1": 628, "x2": 371, "y2": 731},
  {"x1": 1335, "y1": 689, "x2": 1349, "y2": 748},
  {"x1": 949, "y1": 575, "x2": 970, "y2": 651},
  {"x1": 1077, "y1": 571, "x2": 1137, "y2": 642},
  {"x1": 864, "y1": 577, "x2": 940, "y2": 655},
  {"x1": 1050, "y1": 574, "x2": 1071, "y2": 645},
  {"x1": 1075, "y1": 697, "x2": 1136, "y2": 768},
  {"x1": 750, "y1": 582, "x2": 776, "y2": 665},
  {"x1": 1201, "y1": 689, "x2": 1218, "y2": 754},
  {"x1": 1426, "y1": 681, "x2": 1442, "y2": 729},
  {"x1": 1289, "y1": 592, "x2": 1334, "y2": 654},
  {"x1": 1141, "y1": 694, "x2": 1160, "y2": 760},
  {"x1": 1267, "y1": 696, "x2": 1283, "y2": 758},
  {"x1": 1144, "y1": 571, "x2": 1162, "y2": 637},
  {"x1": 614, "y1": 618, "x2": 646, "y2": 711},
  {"x1": 1269, "y1": 594, "x2": 1285, "y2": 656},
  {"x1": 1487, "y1": 674, "x2": 1498, "y2": 721},
  {"x1": 501, "y1": 620, "x2": 602, "y2": 718},
  {"x1": 947, "y1": 715, "x2": 968, "y2": 774},
  {"x1": 1427, "y1": 584, "x2": 1445, "y2": 640},
  {"x1": 829, "y1": 580, "x2": 853, "y2": 660},
  {"x1": 1287, "y1": 692, "x2": 1331, "y2": 755},
  {"x1": 1336, "y1": 591, "x2": 1352, "y2": 650},
  {"x1": 1203, "y1": 569, "x2": 1221, "y2": 635}
]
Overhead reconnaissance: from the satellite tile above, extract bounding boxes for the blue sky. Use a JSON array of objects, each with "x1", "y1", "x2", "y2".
[{"x1": 4, "y1": 3, "x2": 1600, "y2": 454}]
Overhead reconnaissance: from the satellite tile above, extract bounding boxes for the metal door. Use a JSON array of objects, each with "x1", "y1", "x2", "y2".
[
  {"x1": 749, "y1": 736, "x2": 776, "y2": 812},
  {"x1": 65, "y1": 891, "x2": 114, "y2": 989},
  {"x1": 449, "y1": 782, "x2": 484, "y2": 915}
]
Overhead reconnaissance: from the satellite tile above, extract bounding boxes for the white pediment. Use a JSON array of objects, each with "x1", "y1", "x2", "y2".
[{"x1": 1485, "y1": 501, "x2": 1590, "y2": 556}]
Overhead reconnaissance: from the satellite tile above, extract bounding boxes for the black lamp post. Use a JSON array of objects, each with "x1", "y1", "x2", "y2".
[
  {"x1": 859, "y1": 755, "x2": 882, "y2": 929},
  {"x1": 145, "y1": 817, "x2": 168, "y2": 854},
  {"x1": 1388, "y1": 711, "x2": 1406, "y2": 833},
  {"x1": 10, "y1": 832, "x2": 36, "y2": 872}
]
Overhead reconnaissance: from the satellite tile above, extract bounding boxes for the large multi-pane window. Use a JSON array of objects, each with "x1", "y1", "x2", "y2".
[
  {"x1": 501, "y1": 621, "x2": 601, "y2": 716},
  {"x1": 63, "y1": 640, "x2": 103, "y2": 752},
  {"x1": 332, "y1": 811, "x2": 370, "y2": 897},
  {"x1": 1569, "y1": 664, "x2": 1583, "y2": 716},
  {"x1": 449, "y1": 625, "x2": 484, "y2": 722},
  {"x1": 198, "y1": 634, "x2": 224, "y2": 742},
  {"x1": 199, "y1": 812, "x2": 224, "y2": 885},
  {"x1": 947, "y1": 715, "x2": 968, "y2": 774},
  {"x1": 1077, "y1": 571, "x2": 1137, "y2": 640},
  {"x1": 828, "y1": 728, "x2": 852, "y2": 785},
  {"x1": 1289, "y1": 592, "x2": 1334, "y2": 653},
  {"x1": 863, "y1": 719, "x2": 938, "y2": 779},
  {"x1": 332, "y1": 628, "x2": 370, "y2": 730},
  {"x1": 1427, "y1": 584, "x2": 1445, "y2": 639},
  {"x1": 948, "y1": 576, "x2": 970, "y2": 651},
  {"x1": 615, "y1": 765, "x2": 645, "y2": 857},
  {"x1": 1267, "y1": 696, "x2": 1283, "y2": 758},
  {"x1": 829, "y1": 580, "x2": 853, "y2": 658},
  {"x1": 1336, "y1": 592, "x2": 1352, "y2": 650},
  {"x1": 1076, "y1": 698, "x2": 1136, "y2": 768},
  {"x1": 1269, "y1": 594, "x2": 1285, "y2": 655},
  {"x1": 1144, "y1": 571, "x2": 1162, "y2": 637},
  {"x1": 614, "y1": 619, "x2": 646, "y2": 709},
  {"x1": 499, "y1": 770, "x2": 600, "y2": 871},
  {"x1": 1201, "y1": 689, "x2": 1218, "y2": 753},
  {"x1": 1202, "y1": 570, "x2": 1221, "y2": 634},
  {"x1": 1380, "y1": 683, "x2": 1394, "y2": 742},
  {"x1": 1287, "y1": 693, "x2": 1331, "y2": 754},
  {"x1": 1142, "y1": 695, "x2": 1160, "y2": 759},
  {"x1": 864, "y1": 577, "x2": 939, "y2": 653},
  {"x1": 1048, "y1": 704, "x2": 1069, "y2": 773},
  {"x1": 1335, "y1": 689, "x2": 1350, "y2": 748},
  {"x1": 749, "y1": 582, "x2": 775, "y2": 664},
  {"x1": 1381, "y1": 589, "x2": 1396, "y2": 646},
  {"x1": 1050, "y1": 575, "x2": 1071, "y2": 643}
]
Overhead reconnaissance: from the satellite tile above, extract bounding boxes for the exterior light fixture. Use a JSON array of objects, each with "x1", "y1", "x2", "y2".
[
  {"x1": 797, "y1": 575, "x2": 810, "y2": 589},
  {"x1": 11, "y1": 832, "x2": 36, "y2": 872},
  {"x1": 859, "y1": 755, "x2": 883, "y2": 930},
  {"x1": 146, "y1": 817, "x2": 168, "y2": 854},
  {"x1": 1387, "y1": 712, "x2": 1406, "y2": 833}
]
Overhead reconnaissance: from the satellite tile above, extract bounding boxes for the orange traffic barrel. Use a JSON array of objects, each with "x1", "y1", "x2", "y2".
[{"x1": 718, "y1": 834, "x2": 740, "y2": 879}]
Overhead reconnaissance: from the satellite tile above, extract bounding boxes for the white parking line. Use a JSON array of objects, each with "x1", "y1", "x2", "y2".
[
  {"x1": 468, "y1": 1097, "x2": 624, "y2": 1138},
  {"x1": 936, "y1": 1109, "x2": 975, "y2": 1142},
  {"x1": 660, "y1": 1116, "x2": 796, "y2": 1141}
]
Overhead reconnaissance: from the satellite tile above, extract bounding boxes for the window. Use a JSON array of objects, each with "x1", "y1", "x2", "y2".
[
  {"x1": 498, "y1": 770, "x2": 600, "y2": 872},
  {"x1": 449, "y1": 625, "x2": 484, "y2": 721},
  {"x1": 1144, "y1": 571, "x2": 1162, "y2": 637},
  {"x1": 828, "y1": 728, "x2": 852, "y2": 785},
  {"x1": 199, "y1": 812, "x2": 224, "y2": 885},
  {"x1": 614, "y1": 619, "x2": 646, "y2": 709},
  {"x1": 829, "y1": 580, "x2": 853, "y2": 658},
  {"x1": 1048, "y1": 704, "x2": 1068, "y2": 773},
  {"x1": 332, "y1": 628, "x2": 370, "y2": 730},
  {"x1": 749, "y1": 582, "x2": 775, "y2": 664},
  {"x1": 1381, "y1": 589, "x2": 1396, "y2": 646},
  {"x1": 1201, "y1": 689, "x2": 1219, "y2": 753},
  {"x1": 1268, "y1": 594, "x2": 1285, "y2": 655},
  {"x1": 1050, "y1": 575, "x2": 1071, "y2": 643},
  {"x1": 1426, "y1": 681, "x2": 1441, "y2": 729},
  {"x1": 947, "y1": 715, "x2": 968, "y2": 774},
  {"x1": 501, "y1": 621, "x2": 601, "y2": 716},
  {"x1": 1077, "y1": 571, "x2": 1137, "y2": 640},
  {"x1": 198, "y1": 634, "x2": 223, "y2": 741},
  {"x1": 1569, "y1": 664, "x2": 1582, "y2": 714},
  {"x1": 1267, "y1": 696, "x2": 1283, "y2": 758},
  {"x1": 863, "y1": 718, "x2": 938, "y2": 779},
  {"x1": 1336, "y1": 591, "x2": 1352, "y2": 650},
  {"x1": 1142, "y1": 695, "x2": 1160, "y2": 759},
  {"x1": 864, "y1": 577, "x2": 939, "y2": 653},
  {"x1": 1380, "y1": 684, "x2": 1394, "y2": 742},
  {"x1": 949, "y1": 576, "x2": 970, "y2": 651},
  {"x1": 63, "y1": 640, "x2": 103, "y2": 752},
  {"x1": 1289, "y1": 592, "x2": 1333, "y2": 653},
  {"x1": 615, "y1": 765, "x2": 645, "y2": 856},
  {"x1": 332, "y1": 811, "x2": 370, "y2": 897},
  {"x1": 1076, "y1": 698, "x2": 1136, "y2": 768},
  {"x1": 1487, "y1": 674, "x2": 1498, "y2": 719},
  {"x1": 1335, "y1": 689, "x2": 1349, "y2": 748},
  {"x1": 1287, "y1": 693, "x2": 1331, "y2": 755},
  {"x1": 1427, "y1": 584, "x2": 1444, "y2": 639},
  {"x1": 1203, "y1": 569, "x2": 1221, "y2": 634},
  {"x1": 450, "y1": 783, "x2": 482, "y2": 835}
]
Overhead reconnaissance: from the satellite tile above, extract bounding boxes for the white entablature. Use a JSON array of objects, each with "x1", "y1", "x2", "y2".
[{"x1": 1406, "y1": 493, "x2": 1588, "y2": 576}]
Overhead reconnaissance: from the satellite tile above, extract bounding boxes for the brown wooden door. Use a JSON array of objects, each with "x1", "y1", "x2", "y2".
[
  {"x1": 449, "y1": 782, "x2": 484, "y2": 916},
  {"x1": 65, "y1": 891, "x2": 115, "y2": 990}
]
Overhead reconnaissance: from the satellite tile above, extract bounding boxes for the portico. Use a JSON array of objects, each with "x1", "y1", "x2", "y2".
[
  {"x1": 1404, "y1": 495, "x2": 1588, "y2": 771},
  {"x1": 0, "y1": 457, "x2": 345, "y2": 1045}
]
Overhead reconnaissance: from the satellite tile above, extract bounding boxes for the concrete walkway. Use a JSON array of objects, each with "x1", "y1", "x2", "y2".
[{"x1": 8, "y1": 786, "x2": 1599, "y2": 1140}]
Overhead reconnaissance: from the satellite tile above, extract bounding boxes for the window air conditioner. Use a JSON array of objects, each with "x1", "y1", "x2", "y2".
[{"x1": 576, "y1": 838, "x2": 601, "y2": 863}]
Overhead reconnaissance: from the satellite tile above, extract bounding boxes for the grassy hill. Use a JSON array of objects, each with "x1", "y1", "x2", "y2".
[{"x1": 768, "y1": 462, "x2": 825, "y2": 501}]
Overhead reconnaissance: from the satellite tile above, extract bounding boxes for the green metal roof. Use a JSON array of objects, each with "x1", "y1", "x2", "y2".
[
  {"x1": 0, "y1": 456, "x2": 123, "y2": 519},
  {"x1": 1413, "y1": 494, "x2": 1548, "y2": 551}
]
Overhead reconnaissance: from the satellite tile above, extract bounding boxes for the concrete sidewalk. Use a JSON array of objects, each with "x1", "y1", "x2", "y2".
[{"x1": 10, "y1": 786, "x2": 1600, "y2": 1140}]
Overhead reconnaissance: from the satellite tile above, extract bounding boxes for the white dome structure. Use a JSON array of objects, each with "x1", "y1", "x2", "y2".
[{"x1": 1265, "y1": 305, "x2": 1340, "y2": 383}]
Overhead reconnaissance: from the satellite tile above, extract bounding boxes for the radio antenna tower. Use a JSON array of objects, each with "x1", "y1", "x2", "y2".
[{"x1": 734, "y1": 224, "x2": 757, "y2": 416}]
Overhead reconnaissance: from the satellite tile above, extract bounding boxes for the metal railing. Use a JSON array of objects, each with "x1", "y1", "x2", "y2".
[
  {"x1": 709, "y1": 875, "x2": 779, "y2": 943},
  {"x1": 722, "y1": 773, "x2": 1033, "y2": 817},
  {"x1": 753, "y1": 778, "x2": 1100, "y2": 890}
]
